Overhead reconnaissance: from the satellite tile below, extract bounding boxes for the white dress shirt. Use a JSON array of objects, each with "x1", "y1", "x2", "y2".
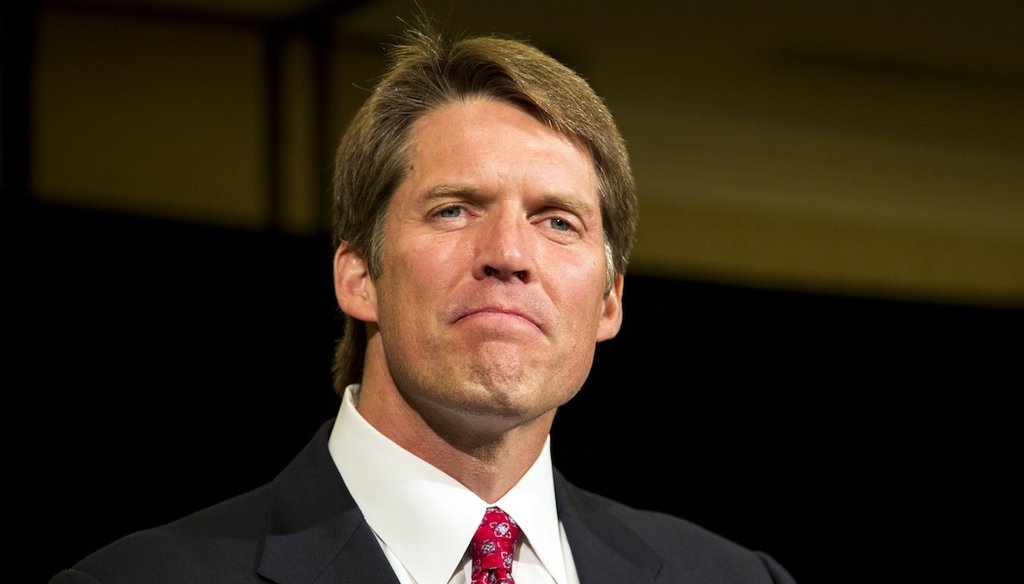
[{"x1": 328, "y1": 385, "x2": 580, "y2": 584}]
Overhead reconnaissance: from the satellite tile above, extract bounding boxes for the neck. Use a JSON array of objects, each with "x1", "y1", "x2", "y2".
[{"x1": 356, "y1": 338, "x2": 554, "y2": 503}]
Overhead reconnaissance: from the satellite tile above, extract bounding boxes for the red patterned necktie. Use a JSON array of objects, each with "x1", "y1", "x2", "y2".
[{"x1": 469, "y1": 506, "x2": 521, "y2": 584}]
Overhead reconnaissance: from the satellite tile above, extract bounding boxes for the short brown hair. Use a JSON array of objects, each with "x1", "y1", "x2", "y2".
[{"x1": 330, "y1": 25, "x2": 638, "y2": 394}]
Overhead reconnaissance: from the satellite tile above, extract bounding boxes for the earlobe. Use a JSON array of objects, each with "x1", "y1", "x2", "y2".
[
  {"x1": 333, "y1": 244, "x2": 378, "y2": 323},
  {"x1": 596, "y1": 273, "x2": 624, "y2": 341}
]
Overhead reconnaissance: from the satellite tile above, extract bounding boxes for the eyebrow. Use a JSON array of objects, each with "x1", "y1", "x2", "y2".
[
  {"x1": 424, "y1": 184, "x2": 477, "y2": 200},
  {"x1": 536, "y1": 193, "x2": 598, "y2": 222}
]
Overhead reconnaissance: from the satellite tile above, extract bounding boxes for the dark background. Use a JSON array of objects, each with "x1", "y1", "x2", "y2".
[{"x1": 22, "y1": 202, "x2": 1020, "y2": 583}]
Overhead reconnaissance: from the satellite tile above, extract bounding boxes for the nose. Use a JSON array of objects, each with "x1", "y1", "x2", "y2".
[{"x1": 473, "y1": 211, "x2": 533, "y2": 283}]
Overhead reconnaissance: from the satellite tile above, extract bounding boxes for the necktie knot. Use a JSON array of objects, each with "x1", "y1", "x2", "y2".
[{"x1": 470, "y1": 506, "x2": 521, "y2": 584}]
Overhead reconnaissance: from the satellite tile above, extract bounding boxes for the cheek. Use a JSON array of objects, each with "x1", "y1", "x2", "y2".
[
  {"x1": 545, "y1": 254, "x2": 608, "y2": 334},
  {"x1": 380, "y1": 236, "x2": 463, "y2": 312}
]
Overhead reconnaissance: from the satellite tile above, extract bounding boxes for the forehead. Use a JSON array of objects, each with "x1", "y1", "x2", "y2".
[{"x1": 401, "y1": 98, "x2": 598, "y2": 202}]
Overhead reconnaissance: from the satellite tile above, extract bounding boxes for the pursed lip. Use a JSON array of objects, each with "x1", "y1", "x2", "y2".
[{"x1": 453, "y1": 305, "x2": 544, "y2": 332}]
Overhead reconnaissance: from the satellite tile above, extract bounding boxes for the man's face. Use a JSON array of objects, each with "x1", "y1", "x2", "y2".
[{"x1": 364, "y1": 98, "x2": 623, "y2": 433}]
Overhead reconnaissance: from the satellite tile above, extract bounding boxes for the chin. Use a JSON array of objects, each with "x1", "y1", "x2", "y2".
[{"x1": 472, "y1": 377, "x2": 576, "y2": 421}]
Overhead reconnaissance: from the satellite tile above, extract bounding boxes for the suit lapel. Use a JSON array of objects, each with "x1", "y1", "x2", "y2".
[
  {"x1": 554, "y1": 471, "x2": 660, "y2": 584},
  {"x1": 255, "y1": 422, "x2": 661, "y2": 584},
  {"x1": 258, "y1": 420, "x2": 399, "y2": 584}
]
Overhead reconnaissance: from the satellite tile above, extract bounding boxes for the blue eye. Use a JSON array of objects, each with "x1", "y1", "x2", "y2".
[
  {"x1": 549, "y1": 217, "x2": 572, "y2": 231},
  {"x1": 438, "y1": 206, "x2": 462, "y2": 218}
]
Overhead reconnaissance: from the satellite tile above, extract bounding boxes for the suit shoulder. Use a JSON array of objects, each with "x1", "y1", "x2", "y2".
[
  {"x1": 564, "y1": 485, "x2": 796, "y2": 583},
  {"x1": 54, "y1": 484, "x2": 271, "y2": 584}
]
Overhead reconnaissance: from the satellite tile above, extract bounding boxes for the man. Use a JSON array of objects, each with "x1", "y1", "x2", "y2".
[{"x1": 52, "y1": 25, "x2": 796, "y2": 584}]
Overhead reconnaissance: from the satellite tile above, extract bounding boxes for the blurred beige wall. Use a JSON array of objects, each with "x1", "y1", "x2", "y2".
[{"x1": 23, "y1": 2, "x2": 1024, "y2": 306}]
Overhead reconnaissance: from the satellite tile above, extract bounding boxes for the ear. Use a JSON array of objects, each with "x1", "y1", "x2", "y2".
[
  {"x1": 333, "y1": 243, "x2": 378, "y2": 323},
  {"x1": 596, "y1": 273, "x2": 624, "y2": 341}
]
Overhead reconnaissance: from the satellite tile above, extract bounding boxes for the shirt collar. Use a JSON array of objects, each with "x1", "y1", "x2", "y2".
[{"x1": 328, "y1": 384, "x2": 566, "y2": 584}]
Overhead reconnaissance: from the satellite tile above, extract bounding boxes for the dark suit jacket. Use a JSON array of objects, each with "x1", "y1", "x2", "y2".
[{"x1": 51, "y1": 420, "x2": 796, "y2": 583}]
